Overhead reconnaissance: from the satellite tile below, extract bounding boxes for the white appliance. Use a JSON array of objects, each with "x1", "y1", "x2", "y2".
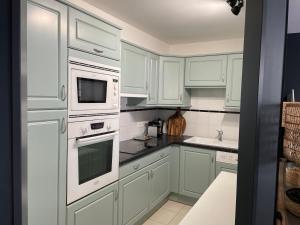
[
  {"x1": 216, "y1": 151, "x2": 238, "y2": 164},
  {"x1": 68, "y1": 57, "x2": 120, "y2": 119},
  {"x1": 67, "y1": 115, "x2": 119, "y2": 204}
]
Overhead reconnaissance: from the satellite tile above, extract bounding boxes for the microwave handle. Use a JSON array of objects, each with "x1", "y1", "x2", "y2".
[{"x1": 77, "y1": 132, "x2": 117, "y2": 147}]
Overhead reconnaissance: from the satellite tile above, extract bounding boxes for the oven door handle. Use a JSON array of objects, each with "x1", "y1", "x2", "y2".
[{"x1": 76, "y1": 132, "x2": 118, "y2": 147}]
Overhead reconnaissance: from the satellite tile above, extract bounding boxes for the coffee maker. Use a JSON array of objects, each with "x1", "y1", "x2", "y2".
[{"x1": 148, "y1": 118, "x2": 164, "y2": 137}]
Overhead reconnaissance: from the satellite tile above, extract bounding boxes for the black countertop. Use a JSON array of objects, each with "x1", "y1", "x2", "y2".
[{"x1": 119, "y1": 135, "x2": 238, "y2": 166}]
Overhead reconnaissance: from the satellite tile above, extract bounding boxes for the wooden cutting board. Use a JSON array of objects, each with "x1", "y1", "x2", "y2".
[{"x1": 167, "y1": 110, "x2": 186, "y2": 136}]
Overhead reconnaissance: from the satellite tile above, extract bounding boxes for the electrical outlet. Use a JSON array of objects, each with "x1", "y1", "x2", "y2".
[{"x1": 137, "y1": 121, "x2": 147, "y2": 128}]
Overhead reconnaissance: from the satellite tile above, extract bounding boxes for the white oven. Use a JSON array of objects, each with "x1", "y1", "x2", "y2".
[
  {"x1": 67, "y1": 115, "x2": 119, "y2": 204},
  {"x1": 68, "y1": 57, "x2": 120, "y2": 118}
]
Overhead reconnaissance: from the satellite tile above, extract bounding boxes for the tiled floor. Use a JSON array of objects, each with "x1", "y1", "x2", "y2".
[{"x1": 143, "y1": 201, "x2": 192, "y2": 225}]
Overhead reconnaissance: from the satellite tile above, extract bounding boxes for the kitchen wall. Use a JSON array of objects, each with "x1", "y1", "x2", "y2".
[
  {"x1": 168, "y1": 38, "x2": 244, "y2": 56},
  {"x1": 120, "y1": 90, "x2": 240, "y2": 142},
  {"x1": 63, "y1": 0, "x2": 243, "y2": 56}
]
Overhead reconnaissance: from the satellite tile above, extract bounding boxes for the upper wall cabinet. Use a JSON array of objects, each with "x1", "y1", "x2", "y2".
[
  {"x1": 27, "y1": 0, "x2": 68, "y2": 110},
  {"x1": 147, "y1": 53, "x2": 159, "y2": 104},
  {"x1": 158, "y1": 57, "x2": 186, "y2": 105},
  {"x1": 185, "y1": 55, "x2": 228, "y2": 87},
  {"x1": 225, "y1": 54, "x2": 243, "y2": 108},
  {"x1": 69, "y1": 8, "x2": 121, "y2": 61},
  {"x1": 121, "y1": 42, "x2": 149, "y2": 95}
]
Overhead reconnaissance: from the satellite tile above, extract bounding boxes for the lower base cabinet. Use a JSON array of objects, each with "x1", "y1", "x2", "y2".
[
  {"x1": 27, "y1": 110, "x2": 67, "y2": 225},
  {"x1": 179, "y1": 146, "x2": 216, "y2": 198},
  {"x1": 215, "y1": 162, "x2": 237, "y2": 176},
  {"x1": 67, "y1": 182, "x2": 118, "y2": 225},
  {"x1": 118, "y1": 156, "x2": 170, "y2": 225}
]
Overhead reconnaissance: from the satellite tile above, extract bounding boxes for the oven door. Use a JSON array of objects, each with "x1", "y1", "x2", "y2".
[
  {"x1": 67, "y1": 131, "x2": 119, "y2": 204},
  {"x1": 69, "y1": 63, "x2": 119, "y2": 115}
]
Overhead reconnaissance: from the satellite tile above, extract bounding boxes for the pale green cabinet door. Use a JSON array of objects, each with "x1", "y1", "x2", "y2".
[
  {"x1": 215, "y1": 162, "x2": 238, "y2": 177},
  {"x1": 149, "y1": 157, "x2": 170, "y2": 209},
  {"x1": 27, "y1": 110, "x2": 67, "y2": 225},
  {"x1": 147, "y1": 53, "x2": 159, "y2": 105},
  {"x1": 67, "y1": 182, "x2": 118, "y2": 225},
  {"x1": 185, "y1": 55, "x2": 228, "y2": 87},
  {"x1": 69, "y1": 8, "x2": 121, "y2": 60},
  {"x1": 118, "y1": 168, "x2": 150, "y2": 225},
  {"x1": 158, "y1": 57, "x2": 185, "y2": 105},
  {"x1": 225, "y1": 54, "x2": 243, "y2": 108},
  {"x1": 121, "y1": 42, "x2": 148, "y2": 95},
  {"x1": 27, "y1": 0, "x2": 67, "y2": 110},
  {"x1": 169, "y1": 145, "x2": 180, "y2": 193},
  {"x1": 180, "y1": 147, "x2": 215, "y2": 198}
]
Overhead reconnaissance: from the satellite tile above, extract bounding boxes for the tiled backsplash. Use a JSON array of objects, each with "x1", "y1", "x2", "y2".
[{"x1": 120, "y1": 89, "x2": 240, "y2": 142}]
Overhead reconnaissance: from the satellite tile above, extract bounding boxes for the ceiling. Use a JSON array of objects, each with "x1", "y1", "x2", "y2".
[{"x1": 84, "y1": 0, "x2": 245, "y2": 44}]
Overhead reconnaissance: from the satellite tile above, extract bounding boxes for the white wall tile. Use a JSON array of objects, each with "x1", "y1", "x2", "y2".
[{"x1": 119, "y1": 110, "x2": 158, "y2": 141}]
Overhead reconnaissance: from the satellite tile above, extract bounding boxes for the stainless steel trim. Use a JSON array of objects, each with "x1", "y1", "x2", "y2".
[{"x1": 69, "y1": 60, "x2": 120, "y2": 73}]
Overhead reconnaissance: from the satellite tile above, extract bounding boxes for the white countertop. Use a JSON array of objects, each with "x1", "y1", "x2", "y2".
[
  {"x1": 179, "y1": 172, "x2": 237, "y2": 225},
  {"x1": 184, "y1": 136, "x2": 238, "y2": 150}
]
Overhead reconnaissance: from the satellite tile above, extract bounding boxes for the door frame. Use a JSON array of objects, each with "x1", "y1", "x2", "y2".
[
  {"x1": 235, "y1": 0, "x2": 288, "y2": 224},
  {"x1": 1, "y1": 0, "x2": 289, "y2": 225},
  {"x1": 0, "y1": 0, "x2": 27, "y2": 225}
]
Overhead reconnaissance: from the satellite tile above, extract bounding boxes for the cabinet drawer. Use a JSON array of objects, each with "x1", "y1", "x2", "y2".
[
  {"x1": 69, "y1": 8, "x2": 121, "y2": 60},
  {"x1": 119, "y1": 147, "x2": 171, "y2": 179},
  {"x1": 67, "y1": 182, "x2": 118, "y2": 225},
  {"x1": 185, "y1": 55, "x2": 228, "y2": 87}
]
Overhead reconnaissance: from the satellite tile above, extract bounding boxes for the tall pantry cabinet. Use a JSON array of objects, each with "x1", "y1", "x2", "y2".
[{"x1": 27, "y1": 0, "x2": 67, "y2": 225}]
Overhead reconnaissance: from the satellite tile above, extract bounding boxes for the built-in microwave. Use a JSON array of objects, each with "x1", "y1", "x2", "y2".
[
  {"x1": 68, "y1": 57, "x2": 120, "y2": 118},
  {"x1": 67, "y1": 115, "x2": 119, "y2": 204}
]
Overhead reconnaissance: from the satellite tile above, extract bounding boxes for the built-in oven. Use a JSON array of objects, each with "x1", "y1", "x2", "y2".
[
  {"x1": 67, "y1": 115, "x2": 119, "y2": 204},
  {"x1": 68, "y1": 57, "x2": 120, "y2": 119}
]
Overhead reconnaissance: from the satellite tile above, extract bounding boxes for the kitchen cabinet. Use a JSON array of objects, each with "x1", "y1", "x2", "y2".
[
  {"x1": 27, "y1": 0, "x2": 67, "y2": 110},
  {"x1": 118, "y1": 167, "x2": 151, "y2": 225},
  {"x1": 27, "y1": 110, "x2": 67, "y2": 225},
  {"x1": 158, "y1": 57, "x2": 189, "y2": 105},
  {"x1": 216, "y1": 162, "x2": 238, "y2": 176},
  {"x1": 67, "y1": 182, "x2": 118, "y2": 225},
  {"x1": 118, "y1": 155, "x2": 170, "y2": 225},
  {"x1": 149, "y1": 157, "x2": 170, "y2": 209},
  {"x1": 180, "y1": 146, "x2": 216, "y2": 198},
  {"x1": 69, "y1": 8, "x2": 121, "y2": 60},
  {"x1": 169, "y1": 145, "x2": 181, "y2": 193},
  {"x1": 121, "y1": 42, "x2": 149, "y2": 96},
  {"x1": 185, "y1": 55, "x2": 228, "y2": 87},
  {"x1": 147, "y1": 53, "x2": 160, "y2": 104},
  {"x1": 225, "y1": 54, "x2": 243, "y2": 109}
]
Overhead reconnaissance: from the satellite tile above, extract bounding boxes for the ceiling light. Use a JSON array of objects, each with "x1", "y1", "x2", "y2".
[
  {"x1": 226, "y1": 0, "x2": 237, "y2": 8},
  {"x1": 226, "y1": 0, "x2": 244, "y2": 16}
]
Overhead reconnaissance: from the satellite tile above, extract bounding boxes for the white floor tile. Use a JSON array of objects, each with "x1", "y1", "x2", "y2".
[
  {"x1": 149, "y1": 208, "x2": 177, "y2": 225},
  {"x1": 142, "y1": 220, "x2": 164, "y2": 225},
  {"x1": 162, "y1": 201, "x2": 185, "y2": 213}
]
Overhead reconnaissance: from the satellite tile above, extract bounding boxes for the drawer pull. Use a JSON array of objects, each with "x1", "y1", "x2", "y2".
[
  {"x1": 93, "y1": 48, "x2": 103, "y2": 54},
  {"x1": 133, "y1": 164, "x2": 140, "y2": 170}
]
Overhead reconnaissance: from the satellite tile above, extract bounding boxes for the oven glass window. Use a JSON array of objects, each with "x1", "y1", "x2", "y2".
[
  {"x1": 78, "y1": 139, "x2": 113, "y2": 184},
  {"x1": 77, "y1": 78, "x2": 107, "y2": 103}
]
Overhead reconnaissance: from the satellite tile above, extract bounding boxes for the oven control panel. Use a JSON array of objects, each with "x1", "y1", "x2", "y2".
[{"x1": 68, "y1": 116, "x2": 119, "y2": 139}]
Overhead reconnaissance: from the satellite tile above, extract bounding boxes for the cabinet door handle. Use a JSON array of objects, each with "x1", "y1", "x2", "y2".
[
  {"x1": 150, "y1": 170, "x2": 154, "y2": 179},
  {"x1": 61, "y1": 117, "x2": 67, "y2": 134},
  {"x1": 93, "y1": 48, "x2": 103, "y2": 54},
  {"x1": 133, "y1": 164, "x2": 140, "y2": 170},
  {"x1": 114, "y1": 189, "x2": 119, "y2": 201},
  {"x1": 61, "y1": 85, "x2": 66, "y2": 101},
  {"x1": 179, "y1": 94, "x2": 183, "y2": 101}
]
